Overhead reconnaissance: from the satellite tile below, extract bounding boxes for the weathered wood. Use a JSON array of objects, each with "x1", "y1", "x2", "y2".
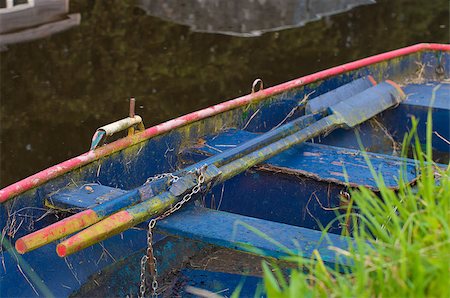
[
  {"x1": 188, "y1": 129, "x2": 418, "y2": 190},
  {"x1": 156, "y1": 205, "x2": 351, "y2": 266}
]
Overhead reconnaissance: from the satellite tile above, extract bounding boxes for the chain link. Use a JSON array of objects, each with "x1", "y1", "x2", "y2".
[
  {"x1": 139, "y1": 166, "x2": 206, "y2": 298},
  {"x1": 143, "y1": 173, "x2": 179, "y2": 186}
]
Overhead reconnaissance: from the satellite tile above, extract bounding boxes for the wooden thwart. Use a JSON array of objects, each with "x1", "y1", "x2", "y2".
[{"x1": 157, "y1": 206, "x2": 351, "y2": 266}]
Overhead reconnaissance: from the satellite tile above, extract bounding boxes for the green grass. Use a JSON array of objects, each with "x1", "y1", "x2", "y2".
[{"x1": 261, "y1": 114, "x2": 450, "y2": 297}]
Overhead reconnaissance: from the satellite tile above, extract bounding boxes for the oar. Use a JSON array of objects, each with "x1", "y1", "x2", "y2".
[
  {"x1": 14, "y1": 76, "x2": 375, "y2": 254},
  {"x1": 56, "y1": 81, "x2": 405, "y2": 257},
  {"x1": 15, "y1": 112, "x2": 319, "y2": 254}
]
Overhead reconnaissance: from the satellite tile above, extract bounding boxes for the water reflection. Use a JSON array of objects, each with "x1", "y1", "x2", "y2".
[
  {"x1": 0, "y1": 0, "x2": 448, "y2": 187},
  {"x1": 137, "y1": 0, "x2": 375, "y2": 37},
  {"x1": 0, "y1": 0, "x2": 80, "y2": 50}
]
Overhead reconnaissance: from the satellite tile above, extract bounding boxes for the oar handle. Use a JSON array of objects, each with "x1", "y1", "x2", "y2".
[
  {"x1": 15, "y1": 209, "x2": 100, "y2": 254},
  {"x1": 57, "y1": 210, "x2": 136, "y2": 257},
  {"x1": 56, "y1": 166, "x2": 221, "y2": 257},
  {"x1": 15, "y1": 184, "x2": 159, "y2": 254}
]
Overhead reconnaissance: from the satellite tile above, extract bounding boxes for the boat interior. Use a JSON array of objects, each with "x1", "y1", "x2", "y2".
[{"x1": 1, "y1": 48, "x2": 449, "y2": 297}]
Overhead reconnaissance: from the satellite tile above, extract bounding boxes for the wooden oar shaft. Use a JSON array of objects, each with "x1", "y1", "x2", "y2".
[
  {"x1": 199, "y1": 113, "x2": 322, "y2": 168},
  {"x1": 219, "y1": 115, "x2": 340, "y2": 180},
  {"x1": 57, "y1": 194, "x2": 171, "y2": 257}
]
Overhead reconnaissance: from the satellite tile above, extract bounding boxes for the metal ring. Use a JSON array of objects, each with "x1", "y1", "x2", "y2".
[{"x1": 252, "y1": 79, "x2": 264, "y2": 93}]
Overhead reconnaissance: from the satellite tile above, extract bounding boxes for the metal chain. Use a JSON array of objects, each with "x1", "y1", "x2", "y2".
[
  {"x1": 139, "y1": 166, "x2": 206, "y2": 298},
  {"x1": 143, "y1": 172, "x2": 179, "y2": 185}
]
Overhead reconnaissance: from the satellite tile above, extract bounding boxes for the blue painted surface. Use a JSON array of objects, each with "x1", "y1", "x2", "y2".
[
  {"x1": 46, "y1": 183, "x2": 127, "y2": 210},
  {"x1": 389, "y1": 82, "x2": 450, "y2": 153},
  {"x1": 0, "y1": 229, "x2": 148, "y2": 297},
  {"x1": 320, "y1": 82, "x2": 450, "y2": 156},
  {"x1": 403, "y1": 83, "x2": 450, "y2": 110},
  {"x1": 157, "y1": 206, "x2": 350, "y2": 266},
  {"x1": 0, "y1": 49, "x2": 448, "y2": 296},
  {"x1": 71, "y1": 236, "x2": 208, "y2": 297},
  {"x1": 197, "y1": 113, "x2": 321, "y2": 169},
  {"x1": 190, "y1": 129, "x2": 418, "y2": 190}
]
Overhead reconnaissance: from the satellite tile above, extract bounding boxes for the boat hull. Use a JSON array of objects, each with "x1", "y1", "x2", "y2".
[{"x1": 1, "y1": 43, "x2": 449, "y2": 297}]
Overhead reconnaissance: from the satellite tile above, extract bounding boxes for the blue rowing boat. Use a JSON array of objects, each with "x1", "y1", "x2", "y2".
[{"x1": 1, "y1": 43, "x2": 449, "y2": 297}]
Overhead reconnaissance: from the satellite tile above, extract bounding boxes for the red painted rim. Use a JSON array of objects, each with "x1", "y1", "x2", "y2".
[{"x1": 1, "y1": 43, "x2": 449, "y2": 203}]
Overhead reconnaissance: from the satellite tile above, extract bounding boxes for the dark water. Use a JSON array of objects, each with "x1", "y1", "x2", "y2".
[{"x1": 0, "y1": 0, "x2": 448, "y2": 188}]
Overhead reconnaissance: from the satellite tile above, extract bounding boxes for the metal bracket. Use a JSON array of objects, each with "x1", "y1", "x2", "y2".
[{"x1": 90, "y1": 98, "x2": 145, "y2": 150}]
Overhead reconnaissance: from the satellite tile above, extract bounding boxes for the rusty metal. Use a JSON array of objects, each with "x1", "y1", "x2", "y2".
[
  {"x1": 129, "y1": 97, "x2": 136, "y2": 118},
  {"x1": 128, "y1": 97, "x2": 136, "y2": 136}
]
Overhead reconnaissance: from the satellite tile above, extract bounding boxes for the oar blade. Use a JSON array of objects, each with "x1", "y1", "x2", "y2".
[
  {"x1": 330, "y1": 80, "x2": 405, "y2": 128},
  {"x1": 306, "y1": 75, "x2": 377, "y2": 114}
]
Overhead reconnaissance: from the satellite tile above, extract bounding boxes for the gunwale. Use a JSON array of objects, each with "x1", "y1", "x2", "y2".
[{"x1": 1, "y1": 43, "x2": 449, "y2": 203}]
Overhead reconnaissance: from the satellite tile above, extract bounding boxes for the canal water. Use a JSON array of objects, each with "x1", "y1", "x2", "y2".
[{"x1": 0, "y1": 0, "x2": 448, "y2": 187}]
